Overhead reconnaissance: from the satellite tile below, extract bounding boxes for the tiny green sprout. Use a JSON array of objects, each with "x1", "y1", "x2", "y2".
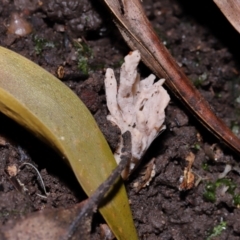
[
  {"x1": 203, "y1": 182, "x2": 217, "y2": 202},
  {"x1": 206, "y1": 221, "x2": 227, "y2": 240},
  {"x1": 113, "y1": 58, "x2": 124, "y2": 68},
  {"x1": 193, "y1": 78, "x2": 203, "y2": 88},
  {"x1": 203, "y1": 190, "x2": 216, "y2": 203},
  {"x1": 77, "y1": 56, "x2": 89, "y2": 75},
  {"x1": 202, "y1": 162, "x2": 209, "y2": 171},
  {"x1": 193, "y1": 72, "x2": 208, "y2": 88},
  {"x1": 215, "y1": 92, "x2": 222, "y2": 98},
  {"x1": 192, "y1": 143, "x2": 201, "y2": 150},
  {"x1": 231, "y1": 122, "x2": 239, "y2": 136},
  {"x1": 89, "y1": 62, "x2": 105, "y2": 71},
  {"x1": 233, "y1": 194, "x2": 240, "y2": 206},
  {"x1": 204, "y1": 178, "x2": 239, "y2": 205},
  {"x1": 73, "y1": 40, "x2": 93, "y2": 75},
  {"x1": 216, "y1": 178, "x2": 237, "y2": 195},
  {"x1": 33, "y1": 35, "x2": 55, "y2": 55}
]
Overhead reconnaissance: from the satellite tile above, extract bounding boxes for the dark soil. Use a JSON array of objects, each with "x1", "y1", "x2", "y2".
[{"x1": 1, "y1": 0, "x2": 240, "y2": 239}]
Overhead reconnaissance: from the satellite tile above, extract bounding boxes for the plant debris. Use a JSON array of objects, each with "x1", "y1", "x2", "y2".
[
  {"x1": 133, "y1": 158, "x2": 156, "y2": 192},
  {"x1": 179, "y1": 152, "x2": 195, "y2": 191}
]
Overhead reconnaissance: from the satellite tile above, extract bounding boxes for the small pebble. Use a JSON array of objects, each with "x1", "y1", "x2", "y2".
[{"x1": 8, "y1": 12, "x2": 32, "y2": 36}]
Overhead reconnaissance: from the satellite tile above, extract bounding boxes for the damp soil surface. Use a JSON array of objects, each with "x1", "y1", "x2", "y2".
[{"x1": 1, "y1": 0, "x2": 240, "y2": 239}]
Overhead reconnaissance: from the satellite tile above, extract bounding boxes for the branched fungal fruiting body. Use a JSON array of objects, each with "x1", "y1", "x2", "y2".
[{"x1": 105, "y1": 50, "x2": 170, "y2": 178}]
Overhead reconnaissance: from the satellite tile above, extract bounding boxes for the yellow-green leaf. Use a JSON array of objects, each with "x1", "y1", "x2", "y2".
[{"x1": 0, "y1": 46, "x2": 138, "y2": 240}]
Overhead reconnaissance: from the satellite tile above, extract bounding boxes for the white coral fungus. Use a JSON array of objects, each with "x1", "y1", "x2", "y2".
[{"x1": 104, "y1": 50, "x2": 170, "y2": 176}]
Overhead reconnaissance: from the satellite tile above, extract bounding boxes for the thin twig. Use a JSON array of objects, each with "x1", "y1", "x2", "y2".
[
  {"x1": 20, "y1": 162, "x2": 49, "y2": 196},
  {"x1": 62, "y1": 131, "x2": 132, "y2": 240}
]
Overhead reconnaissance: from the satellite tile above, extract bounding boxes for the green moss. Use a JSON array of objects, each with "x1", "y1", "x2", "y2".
[
  {"x1": 73, "y1": 41, "x2": 93, "y2": 75},
  {"x1": 203, "y1": 190, "x2": 216, "y2": 203},
  {"x1": 206, "y1": 221, "x2": 227, "y2": 240},
  {"x1": 77, "y1": 56, "x2": 89, "y2": 75},
  {"x1": 202, "y1": 162, "x2": 209, "y2": 171},
  {"x1": 233, "y1": 194, "x2": 240, "y2": 205},
  {"x1": 215, "y1": 178, "x2": 236, "y2": 194},
  {"x1": 113, "y1": 58, "x2": 124, "y2": 68},
  {"x1": 33, "y1": 35, "x2": 55, "y2": 55},
  {"x1": 203, "y1": 182, "x2": 217, "y2": 202},
  {"x1": 190, "y1": 143, "x2": 201, "y2": 151},
  {"x1": 193, "y1": 72, "x2": 208, "y2": 88},
  {"x1": 90, "y1": 63, "x2": 105, "y2": 71},
  {"x1": 203, "y1": 178, "x2": 239, "y2": 205}
]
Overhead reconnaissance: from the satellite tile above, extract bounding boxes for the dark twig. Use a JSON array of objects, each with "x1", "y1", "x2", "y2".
[
  {"x1": 62, "y1": 131, "x2": 132, "y2": 240},
  {"x1": 20, "y1": 162, "x2": 49, "y2": 196}
]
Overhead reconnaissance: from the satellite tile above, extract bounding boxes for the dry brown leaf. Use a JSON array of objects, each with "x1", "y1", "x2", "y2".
[
  {"x1": 214, "y1": 0, "x2": 240, "y2": 34},
  {"x1": 0, "y1": 201, "x2": 91, "y2": 240},
  {"x1": 134, "y1": 158, "x2": 156, "y2": 192},
  {"x1": 179, "y1": 152, "x2": 195, "y2": 191}
]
